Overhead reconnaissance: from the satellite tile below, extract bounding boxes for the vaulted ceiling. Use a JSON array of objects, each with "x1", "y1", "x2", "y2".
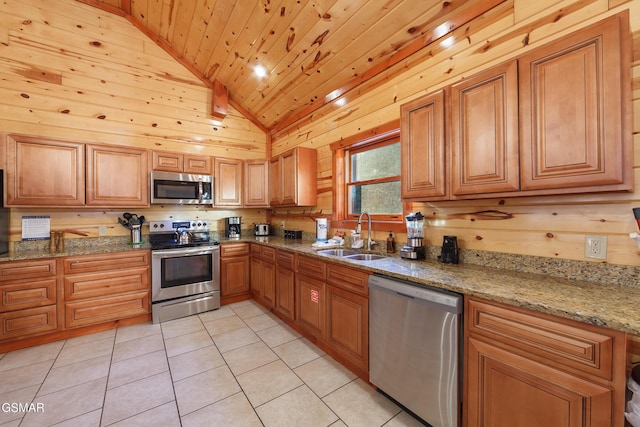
[{"x1": 79, "y1": 0, "x2": 506, "y2": 133}]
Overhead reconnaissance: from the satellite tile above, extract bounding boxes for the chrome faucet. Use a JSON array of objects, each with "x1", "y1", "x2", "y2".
[{"x1": 357, "y1": 212, "x2": 376, "y2": 250}]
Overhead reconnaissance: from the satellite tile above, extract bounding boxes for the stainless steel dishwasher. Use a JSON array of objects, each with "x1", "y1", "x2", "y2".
[{"x1": 369, "y1": 274, "x2": 462, "y2": 427}]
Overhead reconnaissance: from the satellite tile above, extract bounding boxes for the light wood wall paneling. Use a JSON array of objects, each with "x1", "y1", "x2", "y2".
[
  {"x1": 7, "y1": 207, "x2": 270, "y2": 242},
  {"x1": 271, "y1": 0, "x2": 640, "y2": 267},
  {"x1": 0, "y1": 0, "x2": 267, "y2": 157}
]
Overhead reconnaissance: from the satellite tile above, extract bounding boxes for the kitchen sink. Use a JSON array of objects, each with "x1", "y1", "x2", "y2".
[
  {"x1": 343, "y1": 253, "x2": 386, "y2": 261},
  {"x1": 317, "y1": 249, "x2": 359, "y2": 256}
]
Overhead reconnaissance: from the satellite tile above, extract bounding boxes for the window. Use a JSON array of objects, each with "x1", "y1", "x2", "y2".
[
  {"x1": 347, "y1": 141, "x2": 401, "y2": 215},
  {"x1": 331, "y1": 121, "x2": 405, "y2": 231}
]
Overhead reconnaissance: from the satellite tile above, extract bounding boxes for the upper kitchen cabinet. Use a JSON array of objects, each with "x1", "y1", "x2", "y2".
[
  {"x1": 214, "y1": 157, "x2": 243, "y2": 207},
  {"x1": 450, "y1": 60, "x2": 519, "y2": 196},
  {"x1": 86, "y1": 144, "x2": 149, "y2": 207},
  {"x1": 400, "y1": 90, "x2": 447, "y2": 200},
  {"x1": 151, "y1": 150, "x2": 212, "y2": 175},
  {"x1": 519, "y1": 12, "x2": 632, "y2": 194},
  {"x1": 270, "y1": 147, "x2": 317, "y2": 207},
  {"x1": 6, "y1": 135, "x2": 85, "y2": 206},
  {"x1": 244, "y1": 160, "x2": 270, "y2": 208}
]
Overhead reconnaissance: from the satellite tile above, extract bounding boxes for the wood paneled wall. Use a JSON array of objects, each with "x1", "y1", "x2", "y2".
[
  {"x1": 0, "y1": 0, "x2": 268, "y2": 240},
  {"x1": 272, "y1": 0, "x2": 640, "y2": 268}
]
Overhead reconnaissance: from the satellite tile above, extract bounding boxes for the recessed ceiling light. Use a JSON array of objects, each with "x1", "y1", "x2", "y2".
[{"x1": 254, "y1": 64, "x2": 268, "y2": 78}]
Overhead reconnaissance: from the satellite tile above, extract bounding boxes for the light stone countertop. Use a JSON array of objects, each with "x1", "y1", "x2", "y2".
[{"x1": 2, "y1": 236, "x2": 638, "y2": 336}]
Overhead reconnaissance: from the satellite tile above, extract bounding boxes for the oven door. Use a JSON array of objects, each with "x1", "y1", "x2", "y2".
[{"x1": 151, "y1": 245, "x2": 220, "y2": 302}]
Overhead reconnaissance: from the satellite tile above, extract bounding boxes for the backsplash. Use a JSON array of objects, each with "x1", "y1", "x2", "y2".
[{"x1": 12, "y1": 232, "x2": 638, "y2": 289}]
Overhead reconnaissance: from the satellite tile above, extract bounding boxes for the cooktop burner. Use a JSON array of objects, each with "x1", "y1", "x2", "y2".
[{"x1": 149, "y1": 220, "x2": 218, "y2": 250}]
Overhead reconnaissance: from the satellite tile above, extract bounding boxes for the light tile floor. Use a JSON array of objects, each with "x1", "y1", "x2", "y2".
[{"x1": 0, "y1": 300, "x2": 424, "y2": 427}]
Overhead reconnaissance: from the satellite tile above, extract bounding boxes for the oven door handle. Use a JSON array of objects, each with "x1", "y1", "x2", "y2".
[{"x1": 152, "y1": 246, "x2": 218, "y2": 258}]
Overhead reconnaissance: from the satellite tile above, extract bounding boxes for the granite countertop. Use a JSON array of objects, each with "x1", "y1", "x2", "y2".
[
  {"x1": 241, "y1": 237, "x2": 640, "y2": 336},
  {"x1": 2, "y1": 236, "x2": 638, "y2": 336}
]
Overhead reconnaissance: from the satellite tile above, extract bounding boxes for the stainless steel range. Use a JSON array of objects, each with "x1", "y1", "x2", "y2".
[{"x1": 149, "y1": 220, "x2": 220, "y2": 324}]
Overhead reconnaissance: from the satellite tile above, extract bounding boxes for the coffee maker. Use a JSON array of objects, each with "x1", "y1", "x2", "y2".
[
  {"x1": 400, "y1": 212, "x2": 426, "y2": 260},
  {"x1": 225, "y1": 217, "x2": 241, "y2": 239}
]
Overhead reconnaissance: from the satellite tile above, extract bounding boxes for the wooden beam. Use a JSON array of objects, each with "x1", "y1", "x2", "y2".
[{"x1": 211, "y1": 79, "x2": 229, "y2": 120}]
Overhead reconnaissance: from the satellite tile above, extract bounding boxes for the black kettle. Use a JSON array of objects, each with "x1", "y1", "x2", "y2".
[{"x1": 439, "y1": 236, "x2": 459, "y2": 264}]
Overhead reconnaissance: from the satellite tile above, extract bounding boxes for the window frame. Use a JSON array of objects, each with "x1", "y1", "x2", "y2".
[{"x1": 330, "y1": 120, "x2": 407, "y2": 233}]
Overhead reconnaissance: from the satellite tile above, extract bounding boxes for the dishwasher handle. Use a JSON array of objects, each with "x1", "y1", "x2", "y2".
[{"x1": 368, "y1": 274, "x2": 462, "y2": 314}]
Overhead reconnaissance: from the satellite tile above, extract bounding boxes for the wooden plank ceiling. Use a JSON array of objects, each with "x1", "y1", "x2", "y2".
[{"x1": 79, "y1": 0, "x2": 505, "y2": 133}]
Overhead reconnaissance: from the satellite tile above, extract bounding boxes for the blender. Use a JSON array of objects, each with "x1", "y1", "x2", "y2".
[{"x1": 401, "y1": 212, "x2": 426, "y2": 260}]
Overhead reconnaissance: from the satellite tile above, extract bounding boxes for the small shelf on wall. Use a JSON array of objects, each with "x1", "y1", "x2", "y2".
[{"x1": 271, "y1": 209, "x2": 329, "y2": 221}]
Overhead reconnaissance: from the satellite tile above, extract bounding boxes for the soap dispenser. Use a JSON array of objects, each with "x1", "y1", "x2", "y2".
[{"x1": 386, "y1": 231, "x2": 396, "y2": 253}]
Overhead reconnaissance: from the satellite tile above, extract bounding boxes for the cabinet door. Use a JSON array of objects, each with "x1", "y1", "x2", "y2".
[
  {"x1": 250, "y1": 257, "x2": 264, "y2": 299},
  {"x1": 269, "y1": 157, "x2": 282, "y2": 205},
  {"x1": 244, "y1": 160, "x2": 270, "y2": 207},
  {"x1": 1, "y1": 306, "x2": 57, "y2": 340},
  {"x1": 327, "y1": 284, "x2": 368, "y2": 372},
  {"x1": 280, "y1": 150, "x2": 297, "y2": 205},
  {"x1": 0, "y1": 278, "x2": 57, "y2": 312},
  {"x1": 296, "y1": 274, "x2": 326, "y2": 340},
  {"x1": 519, "y1": 14, "x2": 631, "y2": 192},
  {"x1": 152, "y1": 151, "x2": 183, "y2": 172},
  {"x1": 214, "y1": 157, "x2": 243, "y2": 206},
  {"x1": 262, "y1": 261, "x2": 276, "y2": 308},
  {"x1": 400, "y1": 90, "x2": 447, "y2": 200},
  {"x1": 184, "y1": 155, "x2": 212, "y2": 174},
  {"x1": 275, "y1": 266, "x2": 295, "y2": 321},
  {"x1": 221, "y1": 255, "x2": 250, "y2": 297},
  {"x1": 65, "y1": 291, "x2": 149, "y2": 329},
  {"x1": 451, "y1": 60, "x2": 519, "y2": 196},
  {"x1": 6, "y1": 135, "x2": 85, "y2": 206},
  {"x1": 466, "y1": 336, "x2": 613, "y2": 427},
  {"x1": 86, "y1": 144, "x2": 149, "y2": 207},
  {"x1": 270, "y1": 148, "x2": 317, "y2": 207}
]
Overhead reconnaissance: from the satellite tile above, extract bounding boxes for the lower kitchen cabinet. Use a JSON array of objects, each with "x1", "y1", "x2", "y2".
[
  {"x1": 464, "y1": 297, "x2": 626, "y2": 427},
  {"x1": 326, "y1": 263, "x2": 369, "y2": 373},
  {"x1": 221, "y1": 243, "x2": 251, "y2": 301},
  {"x1": 275, "y1": 250, "x2": 295, "y2": 321},
  {"x1": 0, "y1": 258, "x2": 59, "y2": 341},
  {"x1": 250, "y1": 244, "x2": 276, "y2": 308},
  {"x1": 63, "y1": 251, "x2": 150, "y2": 329},
  {"x1": 295, "y1": 255, "x2": 327, "y2": 340}
]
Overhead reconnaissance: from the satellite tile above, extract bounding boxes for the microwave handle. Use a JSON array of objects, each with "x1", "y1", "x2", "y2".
[{"x1": 198, "y1": 181, "x2": 204, "y2": 203}]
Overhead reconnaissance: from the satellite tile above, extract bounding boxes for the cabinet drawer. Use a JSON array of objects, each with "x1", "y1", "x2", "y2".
[
  {"x1": 326, "y1": 264, "x2": 369, "y2": 296},
  {"x1": 277, "y1": 250, "x2": 295, "y2": 270},
  {"x1": 64, "y1": 251, "x2": 149, "y2": 274},
  {"x1": 0, "y1": 259, "x2": 56, "y2": 282},
  {"x1": 296, "y1": 255, "x2": 326, "y2": 279},
  {"x1": 0, "y1": 278, "x2": 57, "y2": 312},
  {"x1": 221, "y1": 242, "x2": 249, "y2": 257},
  {"x1": 251, "y1": 244, "x2": 277, "y2": 262},
  {"x1": 466, "y1": 298, "x2": 617, "y2": 381},
  {"x1": 65, "y1": 291, "x2": 150, "y2": 329},
  {"x1": 1, "y1": 305, "x2": 57, "y2": 340},
  {"x1": 64, "y1": 267, "x2": 149, "y2": 301}
]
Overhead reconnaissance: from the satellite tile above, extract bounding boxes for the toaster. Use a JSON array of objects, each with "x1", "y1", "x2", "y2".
[{"x1": 254, "y1": 223, "x2": 270, "y2": 236}]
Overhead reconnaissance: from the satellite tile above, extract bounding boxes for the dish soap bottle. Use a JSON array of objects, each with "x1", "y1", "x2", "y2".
[{"x1": 386, "y1": 231, "x2": 396, "y2": 253}]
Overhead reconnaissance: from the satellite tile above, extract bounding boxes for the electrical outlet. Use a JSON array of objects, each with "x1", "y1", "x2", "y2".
[
  {"x1": 98, "y1": 225, "x2": 107, "y2": 236},
  {"x1": 585, "y1": 235, "x2": 607, "y2": 260}
]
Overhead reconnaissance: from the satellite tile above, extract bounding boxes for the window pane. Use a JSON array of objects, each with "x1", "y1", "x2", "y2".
[
  {"x1": 351, "y1": 142, "x2": 400, "y2": 182},
  {"x1": 349, "y1": 181, "x2": 402, "y2": 215}
]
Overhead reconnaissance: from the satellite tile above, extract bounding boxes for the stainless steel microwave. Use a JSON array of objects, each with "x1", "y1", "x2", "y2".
[{"x1": 150, "y1": 171, "x2": 213, "y2": 205}]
